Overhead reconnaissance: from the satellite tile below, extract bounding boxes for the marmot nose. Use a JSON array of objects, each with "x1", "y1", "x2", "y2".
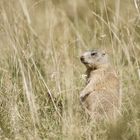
[{"x1": 80, "y1": 56, "x2": 84, "y2": 62}]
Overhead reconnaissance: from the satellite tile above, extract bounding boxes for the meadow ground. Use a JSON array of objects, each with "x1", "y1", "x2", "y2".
[{"x1": 0, "y1": 0, "x2": 140, "y2": 140}]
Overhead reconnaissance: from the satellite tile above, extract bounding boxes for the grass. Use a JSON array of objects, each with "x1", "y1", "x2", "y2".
[{"x1": 0, "y1": 0, "x2": 140, "y2": 139}]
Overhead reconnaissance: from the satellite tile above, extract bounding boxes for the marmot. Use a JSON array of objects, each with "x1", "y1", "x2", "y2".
[{"x1": 80, "y1": 49, "x2": 120, "y2": 120}]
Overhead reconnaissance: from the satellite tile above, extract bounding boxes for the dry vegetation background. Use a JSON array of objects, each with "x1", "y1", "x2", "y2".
[{"x1": 0, "y1": 0, "x2": 140, "y2": 140}]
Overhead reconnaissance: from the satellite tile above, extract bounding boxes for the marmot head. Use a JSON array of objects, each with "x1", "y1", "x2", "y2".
[{"x1": 80, "y1": 49, "x2": 109, "y2": 69}]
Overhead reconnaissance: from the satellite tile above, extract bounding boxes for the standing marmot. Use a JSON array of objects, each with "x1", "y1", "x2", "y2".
[{"x1": 80, "y1": 49, "x2": 120, "y2": 120}]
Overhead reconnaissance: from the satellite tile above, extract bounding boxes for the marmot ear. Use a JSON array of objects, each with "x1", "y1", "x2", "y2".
[
  {"x1": 102, "y1": 53, "x2": 106, "y2": 56},
  {"x1": 102, "y1": 48, "x2": 111, "y2": 55},
  {"x1": 101, "y1": 49, "x2": 106, "y2": 56}
]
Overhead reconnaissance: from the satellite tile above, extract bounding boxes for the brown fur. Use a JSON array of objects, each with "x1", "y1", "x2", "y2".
[{"x1": 80, "y1": 50, "x2": 120, "y2": 120}]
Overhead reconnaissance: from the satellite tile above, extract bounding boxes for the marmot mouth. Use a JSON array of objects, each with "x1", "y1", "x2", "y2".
[
  {"x1": 80, "y1": 57, "x2": 89, "y2": 65},
  {"x1": 82, "y1": 61, "x2": 89, "y2": 65}
]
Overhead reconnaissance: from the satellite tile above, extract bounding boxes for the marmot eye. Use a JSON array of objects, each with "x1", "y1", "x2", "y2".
[{"x1": 91, "y1": 52, "x2": 97, "y2": 56}]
